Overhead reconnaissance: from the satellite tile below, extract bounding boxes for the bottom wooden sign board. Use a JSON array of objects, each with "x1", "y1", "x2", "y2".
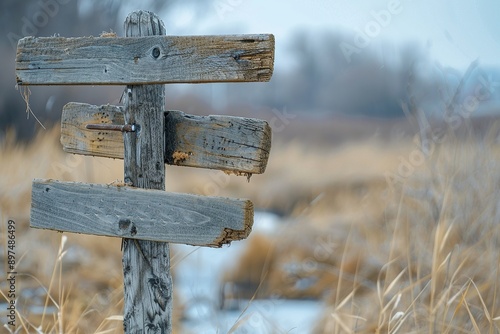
[{"x1": 30, "y1": 179, "x2": 253, "y2": 247}]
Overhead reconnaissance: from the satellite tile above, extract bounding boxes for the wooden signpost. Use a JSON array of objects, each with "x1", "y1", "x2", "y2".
[{"x1": 16, "y1": 10, "x2": 274, "y2": 333}]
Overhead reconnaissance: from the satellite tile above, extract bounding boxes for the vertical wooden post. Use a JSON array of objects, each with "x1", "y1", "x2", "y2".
[{"x1": 122, "y1": 11, "x2": 172, "y2": 333}]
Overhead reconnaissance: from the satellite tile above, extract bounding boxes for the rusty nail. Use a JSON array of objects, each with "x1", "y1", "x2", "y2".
[{"x1": 86, "y1": 124, "x2": 136, "y2": 132}]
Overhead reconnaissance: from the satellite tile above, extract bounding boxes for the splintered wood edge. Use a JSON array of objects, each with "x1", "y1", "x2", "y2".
[
  {"x1": 209, "y1": 200, "x2": 254, "y2": 248},
  {"x1": 256, "y1": 122, "x2": 272, "y2": 174}
]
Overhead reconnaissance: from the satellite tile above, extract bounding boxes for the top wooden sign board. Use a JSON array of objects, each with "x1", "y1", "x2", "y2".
[{"x1": 15, "y1": 34, "x2": 274, "y2": 85}]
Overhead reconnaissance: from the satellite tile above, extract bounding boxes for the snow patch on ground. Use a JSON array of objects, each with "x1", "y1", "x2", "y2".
[{"x1": 174, "y1": 211, "x2": 323, "y2": 333}]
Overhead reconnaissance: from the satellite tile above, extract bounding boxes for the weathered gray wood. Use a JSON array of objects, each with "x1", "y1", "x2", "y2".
[
  {"x1": 60, "y1": 102, "x2": 271, "y2": 174},
  {"x1": 16, "y1": 33, "x2": 274, "y2": 85},
  {"x1": 30, "y1": 179, "x2": 253, "y2": 247},
  {"x1": 121, "y1": 11, "x2": 170, "y2": 334},
  {"x1": 61, "y1": 103, "x2": 125, "y2": 159},
  {"x1": 165, "y1": 109, "x2": 271, "y2": 174}
]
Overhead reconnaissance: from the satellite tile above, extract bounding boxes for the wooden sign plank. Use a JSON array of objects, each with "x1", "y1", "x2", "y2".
[
  {"x1": 16, "y1": 34, "x2": 274, "y2": 85},
  {"x1": 60, "y1": 102, "x2": 271, "y2": 174},
  {"x1": 30, "y1": 179, "x2": 253, "y2": 247}
]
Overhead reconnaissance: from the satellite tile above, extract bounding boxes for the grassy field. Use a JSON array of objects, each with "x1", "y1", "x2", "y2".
[{"x1": 2, "y1": 116, "x2": 500, "y2": 333}]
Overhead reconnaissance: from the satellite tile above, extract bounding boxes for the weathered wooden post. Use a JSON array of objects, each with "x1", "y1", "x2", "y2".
[
  {"x1": 16, "y1": 9, "x2": 274, "y2": 333},
  {"x1": 121, "y1": 11, "x2": 171, "y2": 332}
]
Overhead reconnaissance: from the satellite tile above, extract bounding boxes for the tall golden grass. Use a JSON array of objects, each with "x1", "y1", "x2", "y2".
[
  {"x1": 0, "y1": 127, "x2": 126, "y2": 333},
  {"x1": 222, "y1": 122, "x2": 500, "y2": 333},
  {"x1": 0, "y1": 127, "x2": 184, "y2": 333},
  {"x1": 2, "y1": 119, "x2": 500, "y2": 333}
]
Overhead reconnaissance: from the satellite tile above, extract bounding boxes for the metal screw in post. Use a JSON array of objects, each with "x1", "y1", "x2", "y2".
[{"x1": 85, "y1": 124, "x2": 136, "y2": 132}]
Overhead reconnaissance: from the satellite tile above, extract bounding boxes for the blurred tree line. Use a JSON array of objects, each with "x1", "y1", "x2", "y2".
[
  {"x1": 217, "y1": 30, "x2": 500, "y2": 121},
  {"x1": 1, "y1": 1, "x2": 499, "y2": 141}
]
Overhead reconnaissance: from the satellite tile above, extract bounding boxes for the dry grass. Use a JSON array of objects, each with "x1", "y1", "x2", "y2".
[
  {"x1": 220, "y1": 122, "x2": 500, "y2": 333},
  {"x1": 2, "y1": 119, "x2": 500, "y2": 333},
  {"x1": 0, "y1": 127, "x2": 124, "y2": 333},
  {"x1": 0, "y1": 127, "x2": 183, "y2": 333}
]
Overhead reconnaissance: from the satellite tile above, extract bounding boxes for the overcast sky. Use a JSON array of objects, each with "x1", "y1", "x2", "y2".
[{"x1": 154, "y1": 0, "x2": 500, "y2": 71}]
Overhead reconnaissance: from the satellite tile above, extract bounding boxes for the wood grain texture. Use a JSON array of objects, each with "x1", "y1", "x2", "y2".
[
  {"x1": 16, "y1": 33, "x2": 274, "y2": 85},
  {"x1": 60, "y1": 102, "x2": 272, "y2": 174},
  {"x1": 165, "y1": 109, "x2": 271, "y2": 174},
  {"x1": 29, "y1": 179, "x2": 253, "y2": 247},
  {"x1": 61, "y1": 103, "x2": 125, "y2": 159},
  {"x1": 121, "y1": 11, "x2": 170, "y2": 334}
]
